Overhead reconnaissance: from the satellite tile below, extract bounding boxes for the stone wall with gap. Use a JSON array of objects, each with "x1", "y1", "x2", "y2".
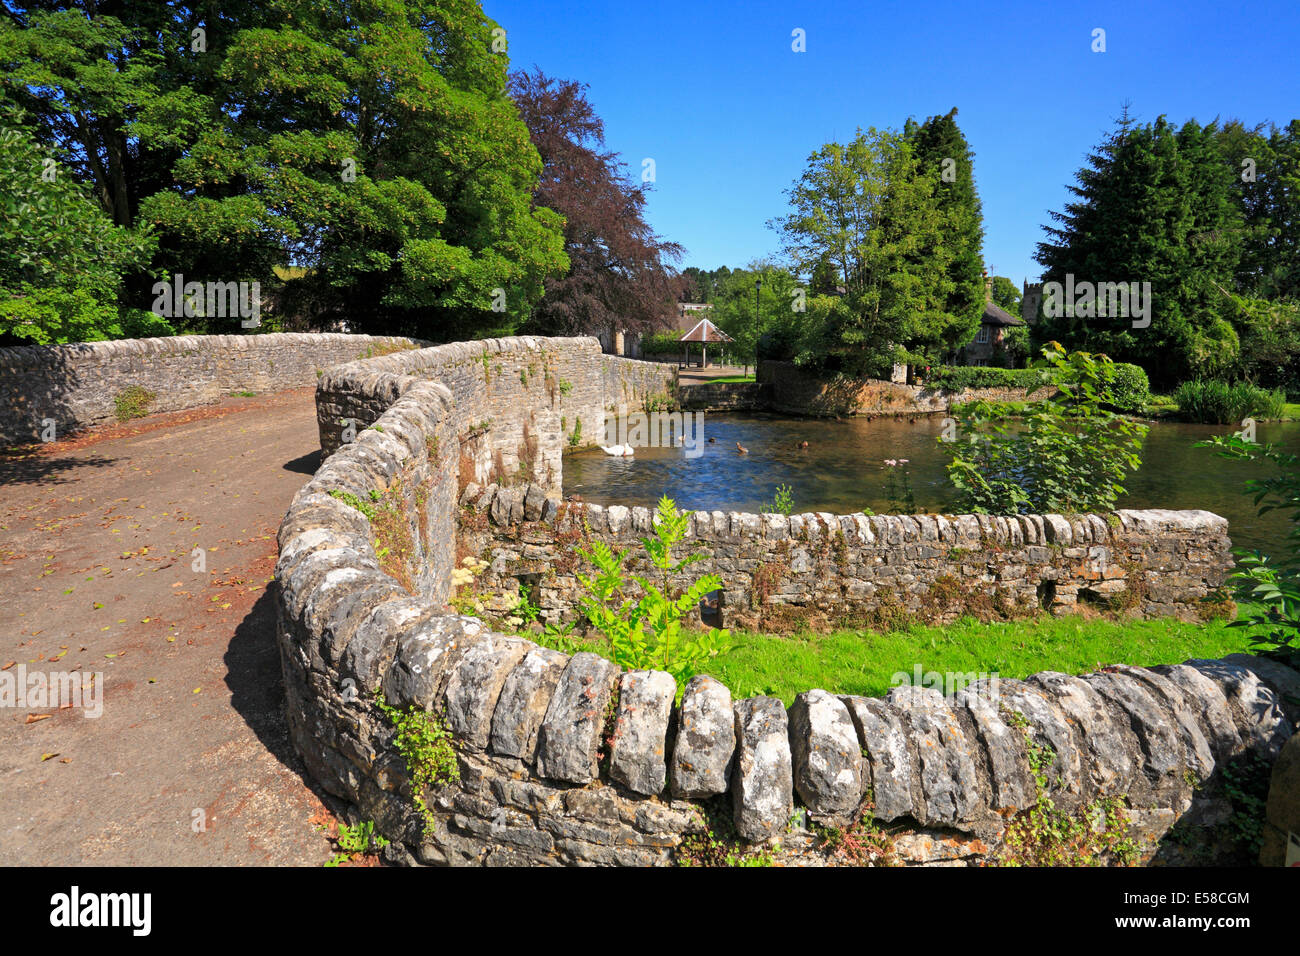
[
  {"x1": 0, "y1": 332, "x2": 421, "y2": 444},
  {"x1": 458, "y1": 482, "x2": 1236, "y2": 630},
  {"x1": 276, "y1": 335, "x2": 1299, "y2": 867}
]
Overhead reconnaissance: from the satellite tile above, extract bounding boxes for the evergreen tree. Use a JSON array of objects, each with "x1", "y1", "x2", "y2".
[
  {"x1": 1035, "y1": 113, "x2": 1243, "y2": 388},
  {"x1": 904, "y1": 108, "x2": 985, "y2": 355}
]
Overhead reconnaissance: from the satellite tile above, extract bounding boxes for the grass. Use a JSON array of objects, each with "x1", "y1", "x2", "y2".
[
  {"x1": 531, "y1": 610, "x2": 1261, "y2": 705},
  {"x1": 705, "y1": 374, "x2": 757, "y2": 384}
]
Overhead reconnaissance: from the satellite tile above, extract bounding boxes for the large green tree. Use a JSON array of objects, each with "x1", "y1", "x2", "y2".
[
  {"x1": 708, "y1": 261, "x2": 798, "y2": 373},
  {"x1": 1, "y1": 1, "x2": 568, "y2": 338},
  {"x1": 770, "y1": 126, "x2": 967, "y2": 376},
  {"x1": 1035, "y1": 114, "x2": 1243, "y2": 388},
  {"x1": 0, "y1": 121, "x2": 160, "y2": 343},
  {"x1": 904, "y1": 107, "x2": 986, "y2": 350}
]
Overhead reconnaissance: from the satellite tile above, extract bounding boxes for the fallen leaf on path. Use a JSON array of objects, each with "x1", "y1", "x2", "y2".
[{"x1": 25, "y1": 714, "x2": 50, "y2": 723}]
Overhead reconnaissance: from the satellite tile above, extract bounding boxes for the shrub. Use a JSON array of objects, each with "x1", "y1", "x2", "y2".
[
  {"x1": 1107, "y1": 363, "x2": 1150, "y2": 412},
  {"x1": 925, "y1": 366, "x2": 1052, "y2": 391},
  {"x1": 941, "y1": 343, "x2": 1148, "y2": 514},
  {"x1": 575, "y1": 495, "x2": 732, "y2": 690},
  {"x1": 1173, "y1": 380, "x2": 1287, "y2": 424},
  {"x1": 642, "y1": 331, "x2": 686, "y2": 355}
]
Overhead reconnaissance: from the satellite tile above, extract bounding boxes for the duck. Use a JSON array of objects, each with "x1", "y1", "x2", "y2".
[
  {"x1": 708, "y1": 437, "x2": 717, "y2": 443},
  {"x1": 599, "y1": 444, "x2": 635, "y2": 456},
  {"x1": 798, "y1": 440, "x2": 809, "y2": 449},
  {"x1": 735, "y1": 442, "x2": 748, "y2": 455}
]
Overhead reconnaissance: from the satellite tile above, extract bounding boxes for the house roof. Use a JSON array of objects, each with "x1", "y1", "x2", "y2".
[
  {"x1": 982, "y1": 302, "x2": 1023, "y2": 327},
  {"x1": 679, "y1": 317, "x2": 734, "y2": 343},
  {"x1": 665, "y1": 302, "x2": 711, "y2": 333}
]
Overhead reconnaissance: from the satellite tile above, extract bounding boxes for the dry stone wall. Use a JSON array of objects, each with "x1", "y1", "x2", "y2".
[
  {"x1": 0, "y1": 332, "x2": 420, "y2": 444},
  {"x1": 459, "y1": 482, "x2": 1234, "y2": 629},
  {"x1": 274, "y1": 334, "x2": 1299, "y2": 867}
]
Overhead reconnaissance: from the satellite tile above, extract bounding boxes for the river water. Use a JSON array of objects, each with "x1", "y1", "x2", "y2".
[{"x1": 563, "y1": 413, "x2": 1300, "y2": 558}]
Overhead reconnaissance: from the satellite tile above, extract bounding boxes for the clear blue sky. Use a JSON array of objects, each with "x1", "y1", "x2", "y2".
[{"x1": 487, "y1": 0, "x2": 1299, "y2": 289}]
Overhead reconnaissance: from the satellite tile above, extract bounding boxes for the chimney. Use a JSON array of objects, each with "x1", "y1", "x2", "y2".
[{"x1": 983, "y1": 270, "x2": 992, "y2": 304}]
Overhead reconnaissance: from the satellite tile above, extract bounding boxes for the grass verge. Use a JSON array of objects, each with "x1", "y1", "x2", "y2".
[{"x1": 532, "y1": 610, "x2": 1262, "y2": 704}]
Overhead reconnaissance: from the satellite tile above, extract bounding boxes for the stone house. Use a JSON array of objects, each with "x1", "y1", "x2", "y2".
[{"x1": 958, "y1": 276, "x2": 1026, "y2": 366}]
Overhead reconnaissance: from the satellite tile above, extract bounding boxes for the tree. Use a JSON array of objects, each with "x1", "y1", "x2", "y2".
[
  {"x1": 991, "y1": 276, "x2": 1021, "y2": 316},
  {"x1": 904, "y1": 107, "x2": 986, "y2": 352},
  {"x1": 681, "y1": 265, "x2": 732, "y2": 303},
  {"x1": 2, "y1": 1, "x2": 569, "y2": 338},
  {"x1": 709, "y1": 261, "x2": 798, "y2": 374},
  {"x1": 942, "y1": 343, "x2": 1148, "y2": 514},
  {"x1": 770, "y1": 126, "x2": 965, "y2": 377},
  {"x1": 0, "y1": 121, "x2": 160, "y2": 344},
  {"x1": 509, "y1": 69, "x2": 684, "y2": 338},
  {"x1": 1035, "y1": 113, "x2": 1244, "y2": 389},
  {"x1": 1221, "y1": 119, "x2": 1300, "y2": 302}
]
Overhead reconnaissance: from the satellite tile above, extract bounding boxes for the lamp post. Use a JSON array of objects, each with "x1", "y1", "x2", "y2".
[{"x1": 753, "y1": 278, "x2": 762, "y2": 374}]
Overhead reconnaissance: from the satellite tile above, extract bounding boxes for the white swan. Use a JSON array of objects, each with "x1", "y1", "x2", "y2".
[{"x1": 599, "y1": 444, "x2": 635, "y2": 456}]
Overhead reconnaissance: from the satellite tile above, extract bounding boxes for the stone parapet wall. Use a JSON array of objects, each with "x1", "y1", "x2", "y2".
[
  {"x1": 315, "y1": 336, "x2": 675, "y2": 493},
  {"x1": 678, "y1": 381, "x2": 770, "y2": 411},
  {"x1": 276, "y1": 335, "x2": 1298, "y2": 866},
  {"x1": 0, "y1": 332, "x2": 419, "y2": 444},
  {"x1": 459, "y1": 482, "x2": 1235, "y2": 629}
]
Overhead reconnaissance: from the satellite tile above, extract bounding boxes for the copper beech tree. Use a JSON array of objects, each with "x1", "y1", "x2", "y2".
[{"x1": 509, "y1": 69, "x2": 686, "y2": 338}]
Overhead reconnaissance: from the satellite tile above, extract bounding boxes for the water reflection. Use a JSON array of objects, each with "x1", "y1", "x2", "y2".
[{"x1": 563, "y1": 413, "x2": 1300, "y2": 557}]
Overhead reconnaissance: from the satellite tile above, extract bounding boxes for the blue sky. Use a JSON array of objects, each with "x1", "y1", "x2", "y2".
[{"x1": 487, "y1": 0, "x2": 1299, "y2": 289}]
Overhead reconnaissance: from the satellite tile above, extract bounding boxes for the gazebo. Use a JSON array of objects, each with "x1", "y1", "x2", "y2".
[{"x1": 678, "y1": 317, "x2": 733, "y2": 368}]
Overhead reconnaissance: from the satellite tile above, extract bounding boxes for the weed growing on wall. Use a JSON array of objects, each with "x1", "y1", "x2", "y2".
[
  {"x1": 324, "y1": 819, "x2": 388, "y2": 867},
  {"x1": 1220, "y1": 753, "x2": 1272, "y2": 858},
  {"x1": 328, "y1": 485, "x2": 417, "y2": 593},
  {"x1": 113, "y1": 384, "x2": 155, "y2": 422},
  {"x1": 992, "y1": 709, "x2": 1140, "y2": 866},
  {"x1": 575, "y1": 495, "x2": 732, "y2": 690},
  {"x1": 758, "y1": 483, "x2": 794, "y2": 516},
  {"x1": 675, "y1": 797, "x2": 776, "y2": 867},
  {"x1": 373, "y1": 692, "x2": 460, "y2": 834},
  {"x1": 813, "y1": 809, "x2": 899, "y2": 866}
]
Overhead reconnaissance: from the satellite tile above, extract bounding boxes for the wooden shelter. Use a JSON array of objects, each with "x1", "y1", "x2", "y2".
[{"x1": 678, "y1": 317, "x2": 733, "y2": 368}]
